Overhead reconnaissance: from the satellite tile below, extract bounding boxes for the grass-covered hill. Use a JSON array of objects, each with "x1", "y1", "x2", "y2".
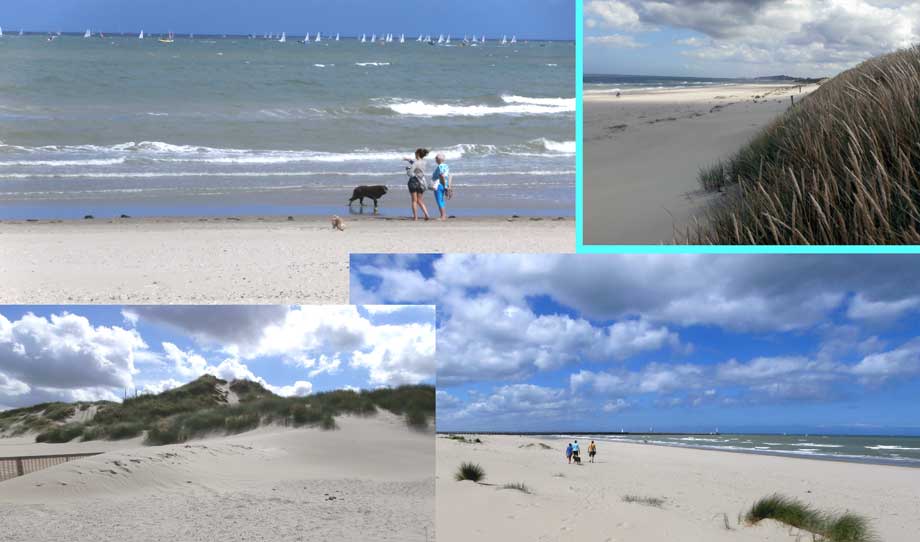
[
  {"x1": 688, "y1": 45, "x2": 920, "y2": 244},
  {"x1": 0, "y1": 375, "x2": 435, "y2": 446}
]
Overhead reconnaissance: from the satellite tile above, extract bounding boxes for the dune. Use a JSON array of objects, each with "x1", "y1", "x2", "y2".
[
  {"x1": 436, "y1": 435, "x2": 919, "y2": 542},
  {"x1": 1, "y1": 415, "x2": 434, "y2": 542}
]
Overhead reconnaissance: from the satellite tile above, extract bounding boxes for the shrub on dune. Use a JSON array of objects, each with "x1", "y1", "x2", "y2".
[
  {"x1": 35, "y1": 423, "x2": 85, "y2": 443},
  {"x1": 745, "y1": 494, "x2": 874, "y2": 542},
  {"x1": 688, "y1": 45, "x2": 920, "y2": 245},
  {"x1": 455, "y1": 462, "x2": 485, "y2": 482},
  {"x1": 501, "y1": 482, "x2": 531, "y2": 494}
]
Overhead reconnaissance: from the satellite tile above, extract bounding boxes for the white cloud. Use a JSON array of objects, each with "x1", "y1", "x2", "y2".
[
  {"x1": 585, "y1": 1, "x2": 920, "y2": 76},
  {"x1": 851, "y1": 342, "x2": 920, "y2": 382},
  {"x1": 586, "y1": 35, "x2": 646, "y2": 48},
  {"x1": 847, "y1": 293, "x2": 920, "y2": 321},
  {"x1": 272, "y1": 380, "x2": 313, "y2": 397},
  {"x1": 0, "y1": 312, "x2": 146, "y2": 408}
]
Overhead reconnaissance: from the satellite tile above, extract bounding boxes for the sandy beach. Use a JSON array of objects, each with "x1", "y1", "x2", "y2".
[
  {"x1": 438, "y1": 435, "x2": 919, "y2": 542},
  {"x1": 583, "y1": 83, "x2": 818, "y2": 244},
  {"x1": 0, "y1": 415, "x2": 434, "y2": 542},
  {"x1": 0, "y1": 215, "x2": 573, "y2": 304}
]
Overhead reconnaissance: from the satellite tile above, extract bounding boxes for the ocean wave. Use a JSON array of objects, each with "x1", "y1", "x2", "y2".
[
  {"x1": 386, "y1": 95, "x2": 574, "y2": 117},
  {"x1": 865, "y1": 445, "x2": 920, "y2": 451},
  {"x1": 0, "y1": 140, "x2": 575, "y2": 165},
  {"x1": 796, "y1": 443, "x2": 844, "y2": 448},
  {"x1": 0, "y1": 170, "x2": 575, "y2": 180},
  {"x1": 355, "y1": 62, "x2": 390, "y2": 67}
]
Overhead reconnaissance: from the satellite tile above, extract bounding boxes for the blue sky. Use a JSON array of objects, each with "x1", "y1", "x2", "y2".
[
  {"x1": 584, "y1": 1, "x2": 920, "y2": 78},
  {"x1": 2, "y1": 0, "x2": 574, "y2": 40},
  {"x1": 0, "y1": 305, "x2": 435, "y2": 410},
  {"x1": 351, "y1": 254, "x2": 920, "y2": 435}
]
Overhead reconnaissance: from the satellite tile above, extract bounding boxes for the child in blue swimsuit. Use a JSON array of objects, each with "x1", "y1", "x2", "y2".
[{"x1": 431, "y1": 153, "x2": 452, "y2": 221}]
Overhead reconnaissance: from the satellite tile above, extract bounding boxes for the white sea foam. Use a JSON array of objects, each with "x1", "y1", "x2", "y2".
[
  {"x1": 387, "y1": 95, "x2": 574, "y2": 117},
  {"x1": 865, "y1": 445, "x2": 920, "y2": 451},
  {"x1": 0, "y1": 158, "x2": 127, "y2": 167},
  {"x1": 796, "y1": 443, "x2": 844, "y2": 448},
  {"x1": 355, "y1": 62, "x2": 390, "y2": 67}
]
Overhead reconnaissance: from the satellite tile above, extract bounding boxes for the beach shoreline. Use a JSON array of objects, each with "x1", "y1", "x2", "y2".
[
  {"x1": 583, "y1": 83, "x2": 818, "y2": 244},
  {"x1": 0, "y1": 214, "x2": 574, "y2": 304},
  {"x1": 437, "y1": 434, "x2": 919, "y2": 542}
]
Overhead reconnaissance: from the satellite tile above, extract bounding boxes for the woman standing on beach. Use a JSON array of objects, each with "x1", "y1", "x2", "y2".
[{"x1": 404, "y1": 148, "x2": 431, "y2": 221}]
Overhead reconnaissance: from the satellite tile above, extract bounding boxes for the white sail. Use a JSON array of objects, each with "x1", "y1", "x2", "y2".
[
  {"x1": 437, "y1": 34, "x2": 444, "y2": 44},
  {"x1": 446, "y1": 34, "x2": 451, "y2": 44},
  {"x1": 138, "y1": 30, "x2": 144, "y2": 39},
  {"x1": 19, "y1": 29, "x2": 24, "y2": 36},
  {"x1": 510, "y1": 35, "x2": 517, "y2": 44},
  {"x1": 417, "y1": 34, "x2": 422, "y2": 42},
  {"x1": 84, "y1": 29, "x2": 91, "y2": 38},
  {"x1": 399, "y1": 33, "x2": 405, "y2": 43},
  {"x1": 335, "y1": 33, "x2": 340, "y2": 41},
  {"x1": 279, "y1": 32, "x2": 286, "y2": 43},
  {"x1": 315, "y1": 32, "x2": 321, "y2": 42},
  {"x1": 0, "y1": 27, "x2": 4, "y2": 38},
  {"x1": 360, "y1": 33, "x2": 366, "y2": 43},
  {"x1": 501, "y1": 35, "x2": 507, "y2": 44},
  {"x1": 371, "y1": 33, "x2": 376, "y2": 42}
]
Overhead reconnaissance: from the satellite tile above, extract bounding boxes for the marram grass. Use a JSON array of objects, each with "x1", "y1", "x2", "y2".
[
  {"x1": 454, "y1": 462, "x2": 485, "y2": 482},
  {"x1": 745, "y1": 494, "x2": 874, "y2": 542},
  {"x1": 685, "y1": 45, "x2": 920, "y2": 245}
]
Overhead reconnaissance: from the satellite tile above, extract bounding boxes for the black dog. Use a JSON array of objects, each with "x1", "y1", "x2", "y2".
[{"x1": 348, "y1": 185, "x2": 388, "y2": 209}]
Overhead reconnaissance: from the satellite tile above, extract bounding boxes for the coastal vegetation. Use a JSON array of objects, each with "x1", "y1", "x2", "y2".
[
  {"x1": 2, "y1": 375, "x2": 434, "y2": 445},
  {"x1": 454, "y1": 461, "x2": 486, "y2": 482},
  {"x1": 746, "y1": 494, "x2": 874, "y2": 542},
  {"x1": 689, "y1": 45, "x2": 920, "y2": 244}
]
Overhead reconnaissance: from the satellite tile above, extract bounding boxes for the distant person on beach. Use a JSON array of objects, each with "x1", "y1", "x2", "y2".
[
  {"x1": 572, "y1": 440, "x2": 580, "y2": 463},
  {"x1": 430, "y1": 153, "x2": 452, "y2": 220},
  {"x1": 565, "y1": 442, "x2": 573, "y2": 464},
  {"x1": 404, "y1": 148, "x2": 430, "y2": 221},
  {"x1": 588, "y1": 440, "x2": 597, "y2": 463}
]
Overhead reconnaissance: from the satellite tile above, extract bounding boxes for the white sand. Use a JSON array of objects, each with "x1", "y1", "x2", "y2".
[
  {"x1": 0, "y1": 415, "x2": 434, "y2": 541},
  {"x1": 0, "y1": 215, "x2": 573, "y2": 304},
  {"x1": 437, "y1": 435, "x2": 919, "y2": 542},
  {"x1": 584, "y1": 83, "x2": 818, "y2": 244}
]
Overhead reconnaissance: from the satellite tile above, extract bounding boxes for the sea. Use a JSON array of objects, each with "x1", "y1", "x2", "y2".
[
  {"x1": 551, "y1": 433, "x2": 920, "y2": 467},
  {"x1": 583, "y1": 73, "x2": 789, "y2": 96},
  {"x1": 0, "y1": 34, "x2": 574, "y2": 219}
]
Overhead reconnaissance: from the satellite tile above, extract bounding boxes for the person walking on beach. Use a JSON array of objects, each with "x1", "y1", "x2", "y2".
[
  {"x1": 404, "y1": 148, "x2": 430, "y2": 221},
  {"x1": 430, "y1": 152, "x2": 452, "y2": 220},
  {"x1": 588, "y1": 440, "x2": 597, "y2": 463},
  {"x1": 572, "y1": 440, "x2": 580, "y2": 463},
  {"x1": 565, "y1": 442, "x2": 573, "y2": 464}
]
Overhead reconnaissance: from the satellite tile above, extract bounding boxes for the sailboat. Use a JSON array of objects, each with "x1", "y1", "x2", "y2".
[
  {"x1": 335, "y1": 33, "x2": 339, "y2": 41},
  {"x1": 158, "y1": 32, "x2": 174, "y2": 43},
  {"x1": 360, "y1": 33, "x2": 366, "y2": 43},
  {"x1": 19, "y1": 29, "x2": 24, "y2": 36},
  {"x1": 278, "y1": 32, "x2": 286, "y2": 43},
  {"x1": 138, "y1": 30, "x2": 144, "y2": 39},
  {"x1": 417, "y1": 34, "x2": 423, "y2": 42},
  {"x1": 500, "y1": 35, "x2": 507, "y2": 45},
  {"x1": 84, "y1": 29, "x2": 92, "y2": 38},
  {"x1": 399, "y1": 33, "x2": 405, "y2": 44},
  {"x1": 445, "y1": 34, "x2": 451, "y2": 45},
  {"x1": 481, "y1": 35, "x2": 486, "y2": 43},
  {"x1": 0, "y1": 27, "x2": 3, "y2": 38},
  {"x1": 510, "y1": 35, "x2": 517, "y2": 44},
  {"x1": 437, "y1": 34, "x2": 444, "y2": 44},
  {"x1": 370, "y1": 33, "x2": 376, "y2": 43},
  {"x1": 315, "y1": 32, "x2": 321, "y2": 42},
  {"x1": 303, "y1": 32, "x2": 310, "y2": 43}
]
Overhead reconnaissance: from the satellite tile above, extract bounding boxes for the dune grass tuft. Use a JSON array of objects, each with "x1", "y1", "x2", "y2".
[
  {"x1": 746, "y1": 494, "x2": 874, "y2": 542},
  {"x1": 684, "y1": 45, "x2": 920, "y2": 245},
  {"x1": 622, "y1": 494, "x2": 665, "y2": 508},
  {"x1": 501, "y1": 482, "x2": 531, "y2": 494},
  {"x1": 454, "y1": 462, "x2": 485, "y2": 482}
]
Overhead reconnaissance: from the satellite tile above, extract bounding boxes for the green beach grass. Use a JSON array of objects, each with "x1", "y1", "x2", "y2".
[
  {"x1": 745, "y1": 494, "x2": 874, "y2": 542},
  {"x1": 4, "y1": 375, "x2": 434, "y2": 446},
  {"x1": 687, "y1": 45, "x2": 920, "y2": 244}
]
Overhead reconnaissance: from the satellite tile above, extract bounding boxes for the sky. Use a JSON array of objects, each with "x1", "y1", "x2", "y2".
[
  {"x1": 584, "y1": 0, "x2": 920, "y2": 78},
  {"x1": 0, "y1": 305, "x2": 435, "y2": 410},
  {"x1": 351, "y1": 254, "x2": 920, "y2": 435},
  {"x1": 0, "y1": 0, "x2": 574, "y2": 40}
]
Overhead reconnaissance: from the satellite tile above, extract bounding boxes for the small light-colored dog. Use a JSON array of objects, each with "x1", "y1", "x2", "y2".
[{"x1": 331, "y1": 215, "x2": 346, "y2": 231}]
